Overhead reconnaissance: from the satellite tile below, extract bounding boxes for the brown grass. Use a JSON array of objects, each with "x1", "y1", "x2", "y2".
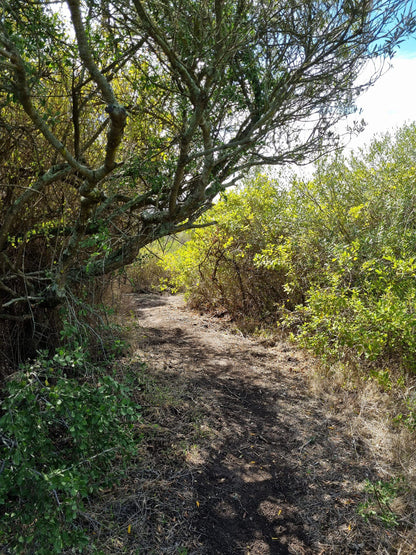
[{"x1": 309, "y1": 360, "x2": 416, "y2": 553}]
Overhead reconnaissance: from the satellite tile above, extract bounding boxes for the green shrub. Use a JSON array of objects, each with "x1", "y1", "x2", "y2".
[
  {"x1": 0, "y1": 351, "x2": 141, "y2": 554},
  {"x1": 127, "y1": 252, "x2": 171, "y2": 293},
  {"x1": 126, "y1": 236, "x2": 188, "y2": 293},
  {"x1": 358, "y1": 477, "x2": 406, "y2": 527},
  {"x1": 164, "y1": 123, "x2": 416, "y2": 371},
  {"x1": 163, "y1": 174, "x2": 300, "y2": 324}
]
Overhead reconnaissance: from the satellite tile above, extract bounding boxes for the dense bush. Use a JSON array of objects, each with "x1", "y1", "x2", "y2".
[
  {"x1": 0, "y1": 349, "x2": 141, "y2": 554},
  {"x1": 163, "y1": 123, "x2": 416, "y2": 371},
  {"x1": 163, "y1": 174, "x2": 302, "y2": 326},
  {"x1": 126, "y1": 236, "x2": 187, "y2": 294}
]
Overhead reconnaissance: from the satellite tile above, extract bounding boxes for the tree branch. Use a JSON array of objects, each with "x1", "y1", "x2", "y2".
[
  {"x1": 0, "y1": 165, "x2": 71, "y2": 252},
  {"x1": 66, "y1": 0, "x2": 115, "y2": 105}
]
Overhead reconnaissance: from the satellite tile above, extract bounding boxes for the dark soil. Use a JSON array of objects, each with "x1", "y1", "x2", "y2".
[{"x1": 109, "y1": 293, "x2": 403, "y2": 554}]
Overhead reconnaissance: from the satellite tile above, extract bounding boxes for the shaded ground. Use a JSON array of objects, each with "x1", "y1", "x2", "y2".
[{"x1": 107, "y1": 293, "x2": 404, "y2": 554}]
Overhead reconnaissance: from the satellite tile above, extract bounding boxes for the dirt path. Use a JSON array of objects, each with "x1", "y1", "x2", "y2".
[{"x1": 124, "y1": 293, "x2": 392, "y2": 554}]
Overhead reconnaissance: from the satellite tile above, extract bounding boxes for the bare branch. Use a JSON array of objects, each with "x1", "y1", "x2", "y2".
[{"x1": 66, "y1": 0, "x2": 115, "y2": 105}]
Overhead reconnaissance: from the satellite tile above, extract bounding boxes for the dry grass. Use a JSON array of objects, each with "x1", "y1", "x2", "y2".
[
  {"x1": 62, "y1": 357, "x2": 204, "y2": 555},
  {"x1": 309, "y1": 360, "x2": 416, "y2": 553},
  {"x1": 83, "y1": 353, "x2": 416, "y2": 554}
]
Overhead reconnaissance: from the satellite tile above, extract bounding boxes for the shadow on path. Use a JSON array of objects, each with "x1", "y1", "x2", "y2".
[{"x1": 132, "y1": 294, "x2": 383, "y2": 554}]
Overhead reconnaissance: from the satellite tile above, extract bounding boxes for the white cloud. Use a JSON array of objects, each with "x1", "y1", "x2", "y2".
[{"x1": 345, "y1": 55, "x2": 416, "y2": 150}]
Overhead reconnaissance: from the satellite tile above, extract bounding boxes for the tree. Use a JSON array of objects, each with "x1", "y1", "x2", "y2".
[{"x1": 0, "y1": 0, "x2": 415, "y2": 354}]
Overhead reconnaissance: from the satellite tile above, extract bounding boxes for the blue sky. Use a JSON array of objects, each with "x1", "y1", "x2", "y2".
[{"x1": 345, "y1": 34, "x2": 416, "y2": 150}]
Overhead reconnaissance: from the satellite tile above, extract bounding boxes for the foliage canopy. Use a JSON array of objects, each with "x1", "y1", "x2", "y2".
[{"x1": 0, "y1": 0, "x2": 415, "y2": 355}]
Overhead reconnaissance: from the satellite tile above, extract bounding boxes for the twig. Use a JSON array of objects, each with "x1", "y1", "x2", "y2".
[
  {"x1": 299, "y1": 436, "x2": 316, "y2": 452},
  {"x1": 2, "y1": 296, "x2": 43, "y2": 308}
]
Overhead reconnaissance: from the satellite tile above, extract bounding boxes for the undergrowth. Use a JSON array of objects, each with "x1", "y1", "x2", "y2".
[
  {"x1": 358, "y1": 477, "x2": 406, "y2": 528},
  {"x1": 0, "y1": 346, "x2": 142, "y2": 554}
]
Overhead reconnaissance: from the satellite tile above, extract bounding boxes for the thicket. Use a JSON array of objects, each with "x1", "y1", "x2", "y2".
[
  {"x1": 163, "y1": 123, "x2": 416, "y2": 376},
  {"x1": 0, "y1": 337, "x2": 142, "y2": 554}
]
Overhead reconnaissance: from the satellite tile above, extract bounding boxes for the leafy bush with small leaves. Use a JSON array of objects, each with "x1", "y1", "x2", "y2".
[
  {"x1": 288, "y1": 125, "x2": 416, "y2": 371},
  {"x1": 0, "y1": 351, "x2": 141, "y2": 554},
  {"x1": 164, "y1": 123, "x2": 416, "y2": 371},
  {"x1": 358, "y1": 478, "x2": 406, "y2": 527},
  {"x1": 126, "y1": 236, "x2": 185, "y2": 294},
  {"x1": 163, "y1": 174, "x2": 301, "y2": 326}
]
